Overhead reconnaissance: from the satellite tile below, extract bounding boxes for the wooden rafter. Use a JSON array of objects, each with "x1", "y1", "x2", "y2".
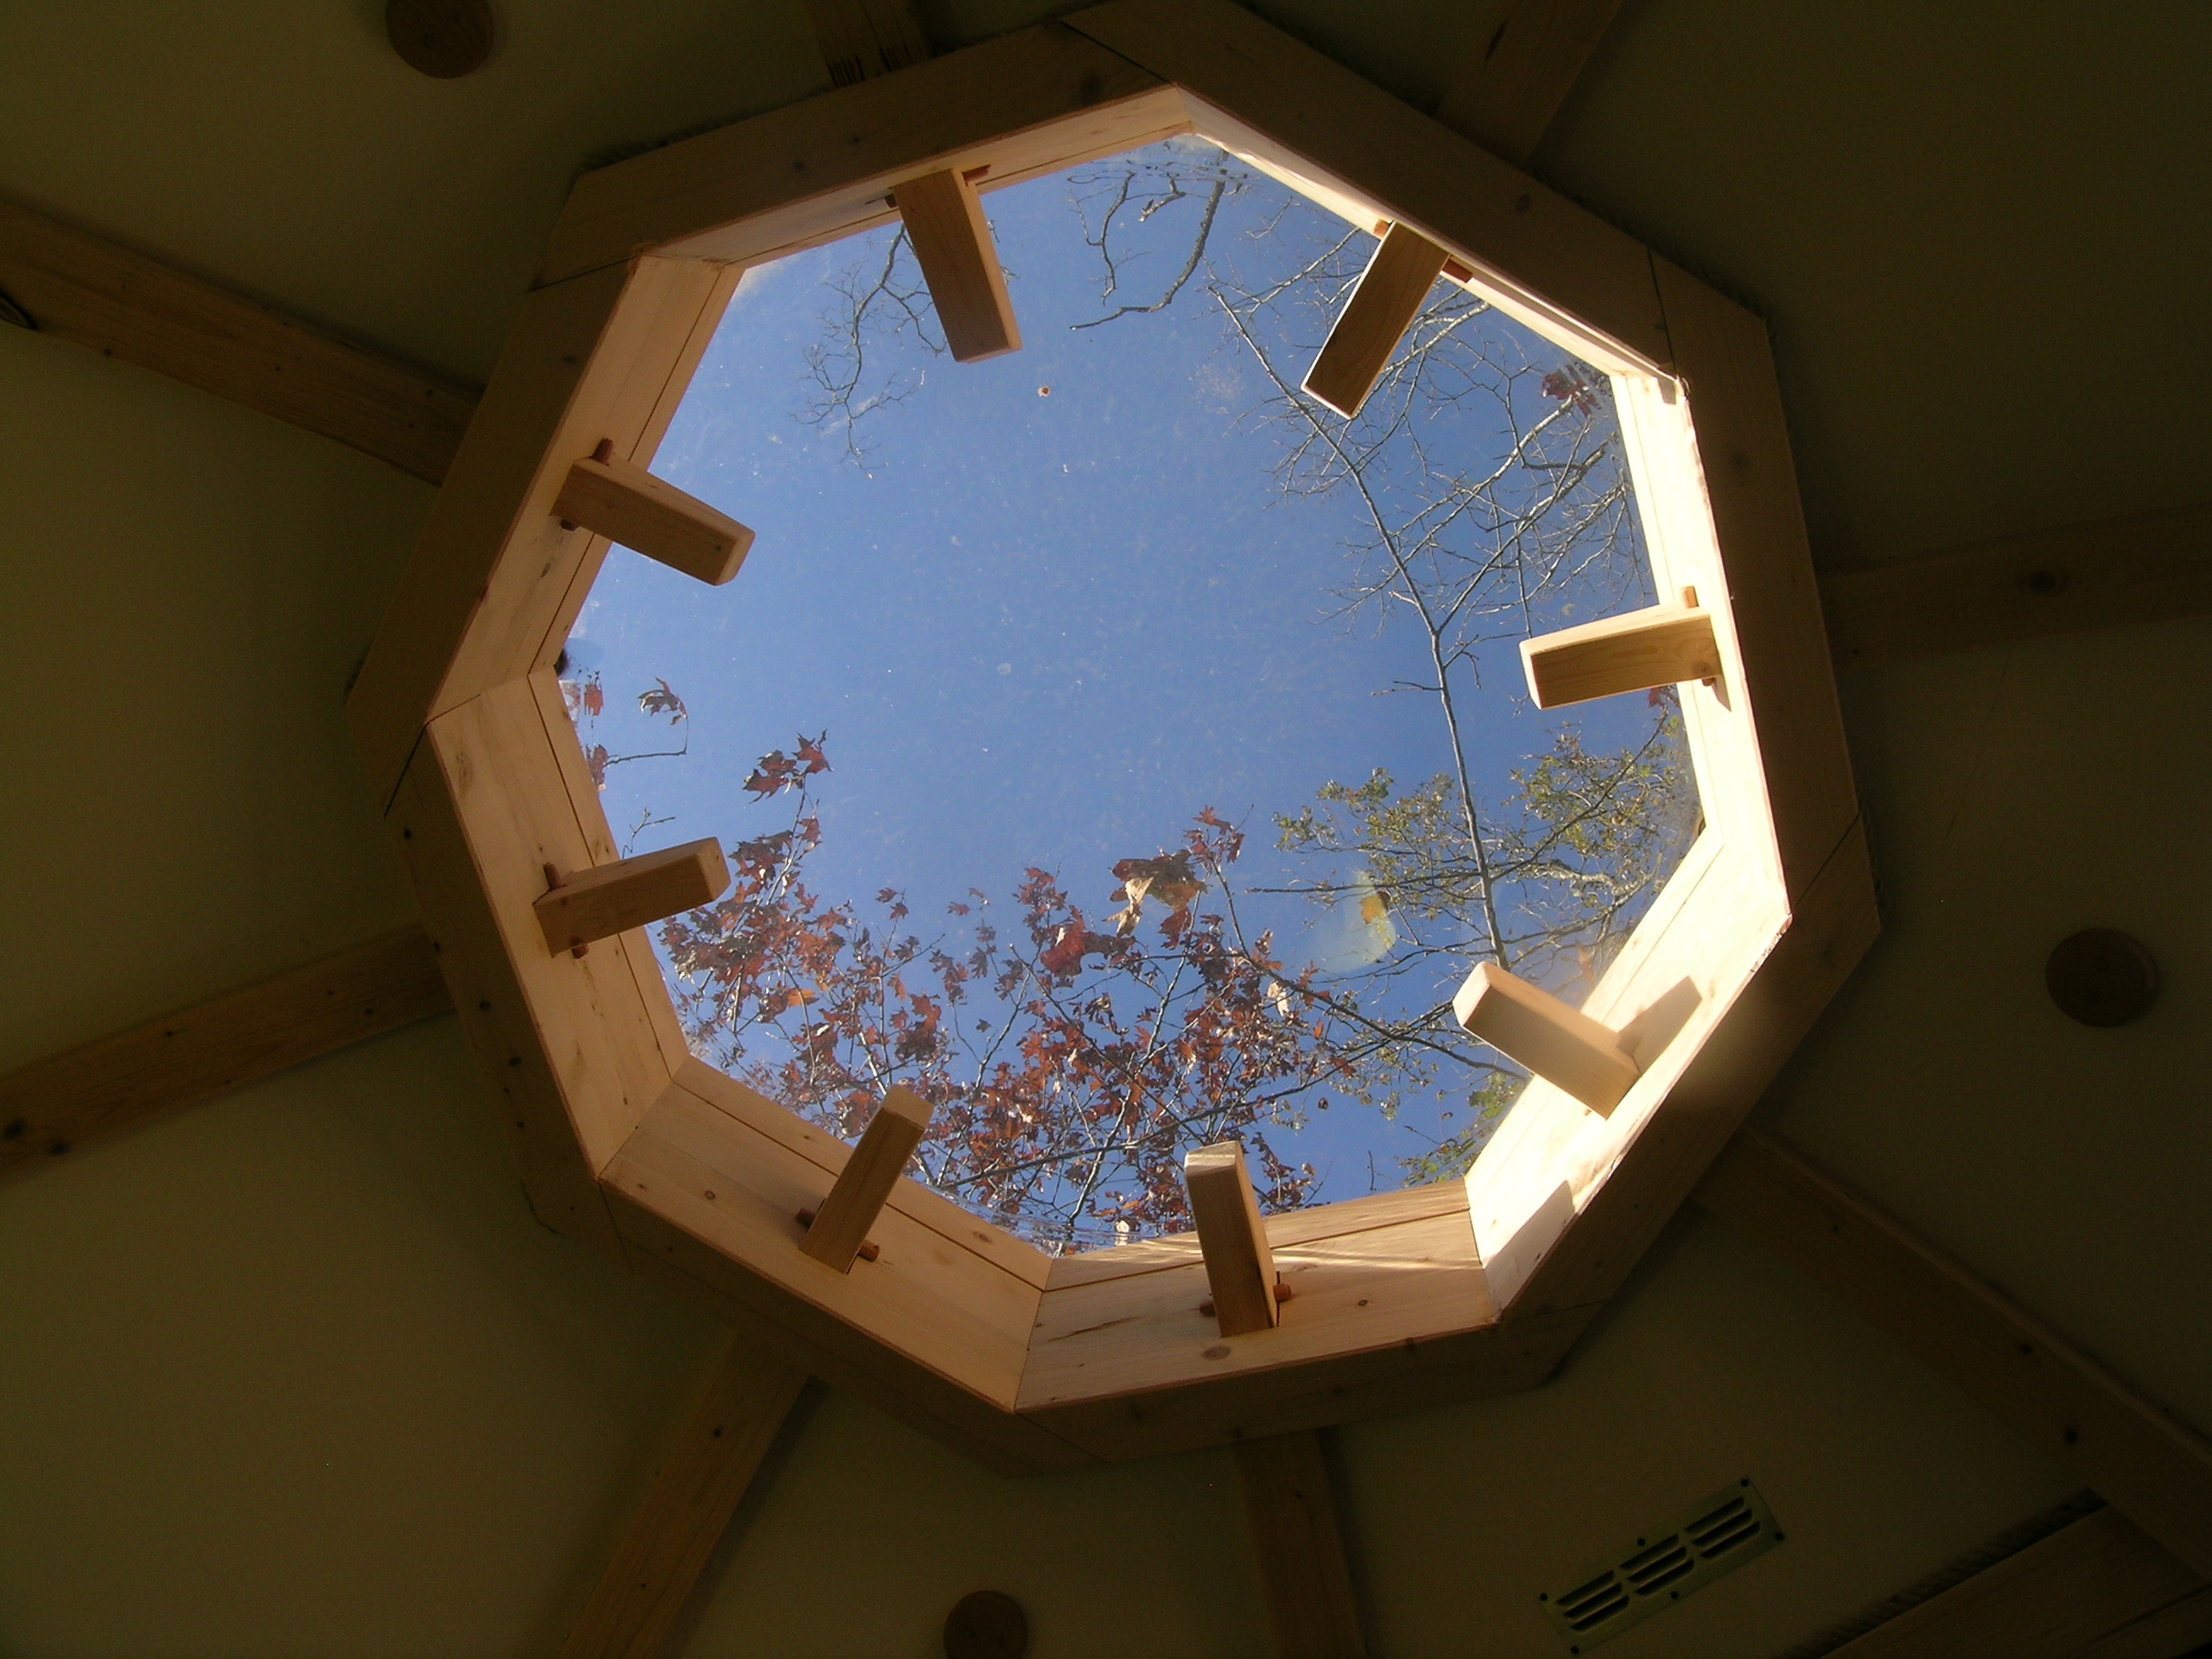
[
  {"x1": 0, "y1": 193, "x2": 476, "y2": 485},
  {"x1": 1698, "y1": 1131, "x2": 2212, "y2": 1580},
  {"x1": 0, "y1": 925, "x2": 450, "y2": 1185},
  {"x1": 1822, "y1": 1505, "x2": 2212, "y2": 1658},
  {"x1": 804, "y1": 0, "x2": 930, "y2": 88},
  {"x1": 558, "y1": 1340, "x2": 810, "y2": 1659},
  {"x1": 1433, "y1": 0, "x2": 1627, "y2": 166},
  {"x1": 1819, "y1": 500, "x2": 2212, "y2": 667},
  {"x1": 1233, "y1": 1431, "x2": 1369, "y2": 1659}
]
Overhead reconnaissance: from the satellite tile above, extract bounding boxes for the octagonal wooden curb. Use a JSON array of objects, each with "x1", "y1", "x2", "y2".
[{"x1": 348, "y1": 0, "x2": 1876, "y2": 1475}]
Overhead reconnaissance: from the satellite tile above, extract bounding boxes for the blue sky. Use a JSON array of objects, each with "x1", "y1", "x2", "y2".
[{"x1": 568, "y1": 141, "x2": 1671, "y2": 1205}]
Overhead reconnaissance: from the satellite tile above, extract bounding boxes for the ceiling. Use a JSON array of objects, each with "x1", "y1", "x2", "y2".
[{"x1": 2, "y1": 1, "x2": 2207, "y2": 1653}]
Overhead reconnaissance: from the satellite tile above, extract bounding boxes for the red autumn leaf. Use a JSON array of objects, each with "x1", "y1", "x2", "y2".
[
  {"x1": 581, "y1": 678, "x2": 605, "y2": 718},
  {"x1": 638, "y1": 678, "x2": 685, "y2": 722}
]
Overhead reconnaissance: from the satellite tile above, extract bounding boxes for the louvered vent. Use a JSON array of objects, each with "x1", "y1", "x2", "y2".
[{"x1": 1540, "y1": 1480, "x2": 1782, "y2": 1652}]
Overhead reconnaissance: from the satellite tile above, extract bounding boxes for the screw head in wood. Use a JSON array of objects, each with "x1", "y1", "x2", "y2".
[
  {"x1": 385, "y1": 0, "x2": 494, "y2": 78},
  {"x1": 2046, "y1": 928, "x2": 2158, "y2": 1027},
  {"x1": 943, "y1": 1589, "x2": 1027, "y2": 1659}
]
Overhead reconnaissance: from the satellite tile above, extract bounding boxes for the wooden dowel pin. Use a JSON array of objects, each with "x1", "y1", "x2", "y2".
[
  {"x1": 1521, "y1": 592, "x2": 1720, "y2": 708},
  {"x1": 534, "y1": 839, "x2": 730, "y2": 958},
  {"x1": 1303, "y1": 222, "x2": 1451, "y2": 418},
  {"x1": 892, "y1": 167, "x2": 1020, "y2": 363},
  {"x1": 1185, "y1": 1139, "x2": 1282, "y2": 1336},
  {"x1": 801, "y1": 1084, "x2": 933, "y2": 1272},
  {"x1": 1453, "y1": 962, "x2": 1639, "y2": 1115},
  {"x1": 554, "y1": 438, "x2": 756, "y2": 585}
]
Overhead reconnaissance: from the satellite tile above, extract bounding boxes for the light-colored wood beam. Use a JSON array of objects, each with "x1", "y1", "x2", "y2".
[
  {"x1": 893, "y1": 168, "x2": 1022, "y2": 364},
  {"x1": 0, "y1": 193, "x2": 476, "y2": 486},
  {"x1": 1452, "y1": 962, "x2": 1638, "y2": 1114},
  {"x1": 1824, "y1": 1505, "x2": 2212, "y2": 1659},
  {"x1": 1820, "y1": 501, "x2": 2212, "y2": 668},
  {"x1": 1433, "y1": 0, "x2": 1627, "y2": 166},
  {"x1": 1302, "y1": 222, "x2": 1449, "y2": 419},
  {"x1": 1233, "y1": 1430, "x2": 1368, "y2": 1659},
  {"x1": 554, "y1": 445, "x2": 754, "y2": 585},
  {"x1": 559, "y1": 1340, "x2": 811, "y2": 1659},
  {"x1": 0, "y1": 926, "x2": 451, "y2": 1185},
  {"x1": 1520, "y1": 598, "x2": 1720, "y2": 708},
  {"x1": 534, "y1": 841, "x2": 731, "y2": 958},
  {"x1": 800, "y1": 1085, "x2": 933, "y2": 1272},
  {"x1": 1185, "y1": 1139, "x2": 1281, "y2": 1336},
  {"x1": 1698, "y1": 1130, "x2": 2212, "y2": 1580},
  {"x1": 805, "y1": 0, "x2": 930, "y2": 88}
]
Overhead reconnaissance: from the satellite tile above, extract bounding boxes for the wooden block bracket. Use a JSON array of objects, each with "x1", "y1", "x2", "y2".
[
  {"x1": 890, "y1": 167, "x2": 1021, "y2": 363},
  {"x1": 800, "y1": 1085, "x2": 933, "y2": 1272},
  {"x1": 1522, "y1": 590, "x2": 1720, "y2": 709},
  {"x1": 534, "y1": 838, "x2": 731, "y2": 958},
  {"x1": 1304, "y1": 221, "x2": 1452, "y2": 419},
  {"x1": 553, "y1": 438, "x2": 756, "y2": 586},
  {"x1": 1185, "y1": 1139, "x2": 1282, "y2": 1336},
  {"x1": 1453, "y1": 962, "x2": 1639, "y2": 1114}
]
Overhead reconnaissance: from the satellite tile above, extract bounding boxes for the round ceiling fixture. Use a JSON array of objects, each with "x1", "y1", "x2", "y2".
[
  {"x1": 943, "y1": 1589, "x2": 1027, "y2": 1659},
  {"x1": 385, "y1": 0, "x2": 494, "y2": 79},
  {"x1": 2046, "y1": 928, "x2": 2159, "y2": 1027}
]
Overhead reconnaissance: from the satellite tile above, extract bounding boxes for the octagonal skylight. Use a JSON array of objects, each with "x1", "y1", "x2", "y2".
[{"x1": 557, "y1": 138, "x2": 1700, "y2": 1252}]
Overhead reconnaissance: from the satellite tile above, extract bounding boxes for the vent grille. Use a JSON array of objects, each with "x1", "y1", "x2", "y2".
[{"x1": 1540, "y1": 1480, "x2": 1783, "y2": 1652}]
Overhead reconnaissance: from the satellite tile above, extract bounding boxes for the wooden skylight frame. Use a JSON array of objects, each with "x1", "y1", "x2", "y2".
[{"x1": 346, "y1": 0, "x2": 1876, "y2": 1476}]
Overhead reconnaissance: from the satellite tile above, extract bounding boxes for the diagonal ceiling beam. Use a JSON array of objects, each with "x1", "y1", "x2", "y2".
[
  {"x1": 0, "y1": 924, "x2": 450, "y2": 1186},
  {"x1": 1433, "y1": 0, "x2": 1626, "y2": 166},
  {"x1": 1698, "y1": 1130, "x2": 2212, "y2": 1581},
  {"x1": 0, "y1": 194, "x2": 478, "y2": 485},
  {"x1": 1819, "y1": 500, "x2": 2212, "y2": 667},
  {"x1": 559, "y1": 1341, "x2": 810, "y2": 1659},
  {"x1": 1819, "y1": 1504, "x2": 2211, "y2": 1659},
  {"x1": 1234, "y1": 1430, "x2": 1370, "y2": 1659}
]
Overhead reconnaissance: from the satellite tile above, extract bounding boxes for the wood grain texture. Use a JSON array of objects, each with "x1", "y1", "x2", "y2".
[
  {"x1": 1185, "y1": 1140, "x2": 1280, "y2": 1336},
  {"x1": 806, "y1": 0, "x2": 930, "y2": 87},
  {"x1": 800, "y1": 1085, "x2": 931, "y2": 1271},
  {"x1": 1820, "y1": 501, "x2": 2212, "y2": 667},
  {"x1": 1520, "y1": 604, "x2": 1720, "y2": 708},
  {"x1": 553, "y1": 452, "x2": 754, "y2": 585},
  {"x1": 347, "y1": 257, "x2": 734, "y2": 808},
  {"x1": 1233, "y1": 1431, "x2": 1369, "y2": 1659},
  {"x1": 1823, "y1": 1506, "x2": 2210, "y2": 1659},
  {"x1": 387, "y1": 680, "x2": 681, "y2": 1255},
  {"x1": 1432, "y1": 0, "x2": 1625, "y2": 165},
  {"x1": 1650, "y1": 256, "x2": 1860, "y2": 907},
  {"x1": 1063, "y1": 0, "x2": 1673, "y2": 375},
  {"x1": 1452, "y1": 963, "x2": 1639, "y2": 1113},
  {"x1": 558, "y1": 1341, "x2": 808, "y2": 1659},
  {"x1": 0, "y1": 927, "x2": 450, "y2": 1185},
  {"x1": 0, "y1": 193, "x2": 476, "y2": 484},
  {"x1": 535, "y1": 840, "x2": 731, "y2": 956},
  {"x1": 894, "y1": 168, "x2": 1021, "y2": 362},
  {"x1": 1501, "y1": 817, "x2": 1876, "y2": 1320},
  {"x1": 542, "y1": 26, "x2": 1178, "y2": 285},
  {"x1": 1699, "y1": 1129, "x2": 2212, "y2": 1581},
  {"x1": 1301, "y1": 222, "x2": 1447, "y2": 417}
]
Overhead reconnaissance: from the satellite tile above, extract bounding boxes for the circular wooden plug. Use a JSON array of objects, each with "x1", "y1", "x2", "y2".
[
  {"x1": 386, "y1": 0, "x2": 494, "y2": 78},
  {"x1": 944, "y1": 1589, "x2": 1027, "y2": 1659},
  {"x1": 2046, "y1": 928, "x2": 2159, "y2": 1027}
]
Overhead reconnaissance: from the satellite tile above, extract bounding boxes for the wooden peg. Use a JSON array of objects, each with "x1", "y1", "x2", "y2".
[
  {"x1": 1519, "y1": 602, "x2": 1720, "y2": 708},
  {"x1": 802, "y1": 1085, "x2": 933, "y2": 1272},
  {"x1": 1185, "y1": 1140, "x2": 1280, "y2": 1336},
  {"x1": 533, "y1": 839, "x2": 730, "y2": 957},
  {"x1": 892, "y1": 169, "x2": 1020, "y2": 363},
  {"x1": 1453, "y1": 962, "x2": 1639, "y2": 1114},
  {"x1": 1302, "y1": 222, "x2": 1451, "y2": 418},
  {"x1": 553, "y1": 443, "x2": 755, "y2": 585}
]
